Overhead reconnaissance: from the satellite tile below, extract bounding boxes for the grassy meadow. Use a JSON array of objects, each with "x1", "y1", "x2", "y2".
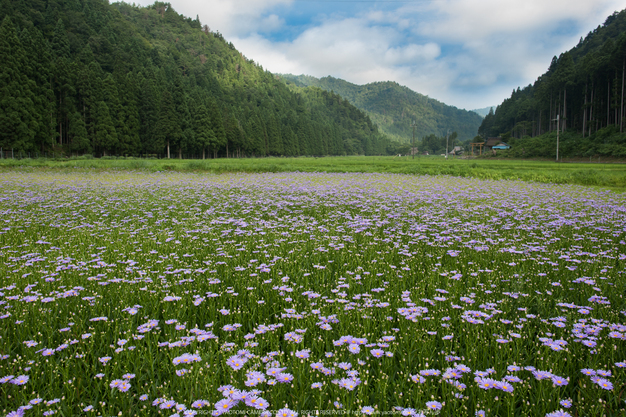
[
  {"x1": 0, "y1": 170, "x2": 625, "y2": 417},
  {"x1": 1, "y1": 156, "x2": 626, "y2": 190}
]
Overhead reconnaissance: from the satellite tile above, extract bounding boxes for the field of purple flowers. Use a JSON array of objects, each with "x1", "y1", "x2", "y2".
[{"x1": 0, "y1": 171, "x2": 625, "y2": 417}]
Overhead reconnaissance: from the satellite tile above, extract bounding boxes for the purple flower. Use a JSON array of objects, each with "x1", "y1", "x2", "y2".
[
  {"x1": 370, "y1": 349, "x2": 385, "y2": 358},
  {"x1": 411, "y1": 374, "x2": 426, "y2": 384},
  {"x1": 275, "y1": 408, "x2": 298, "y2": 417},
  {"x1": 496, "y1": 381, "x2": 514, "y2": 392},
  {"x1": 214, "y1": 399, "x2": 236, "y2": 414},
  {"x1": 339, "y1": 377, "x2": 361, "y2": 390},
  {"x1": 594, "y1": 378, "x2": 613, "y2": 390},
  {"x1": 476, "y1": 377, "x2": 497, "y2": 390},
  {"x1": 310, "y1": 362, "x2": 324, "y2": 370},
  {"x1": 425, "y1": 401, "x2": 442, "y2": 411},
  {"x1": 191, "y1": 400, "x2": 209, "y2": 408},
  {"x1": 110, "y1": 379, "x2": 124, "y2": 389},
  {"x1": 581, "y1": 340, "x2": 596, "y2": 348},
  {"x1": 295, "y1": 349, "x2": 310, "y2": 359},
  {"x1": 160, "y1": 400, "x2": 176, "y2": 409},
  {"x1": 361, "y1": 406, "x2": 375, "y2": 415},
  {"x1": 118, "y1": 381, "x2": 131, "y2": 392},
  {"x1": 559, "y1": 399, "x2": 572, "y2": 408},
  {"x1": 551, "y1": 376, "x2": 568, "y2": 386},
  {"x1": 275, "y1": 373, "x2": 294, "y2": 383},
  {"x1": 246, "y1": 396, "x2": 269, "y2": 409},
  {"x1": 0, "y1": 375, "x2": 15, "y2": 384},
  {"x1": 348, "y1": 344, "x2": 360, "y2": 354},
  {"x1": 545, "y1": 411, "x2": 572, "y2": 417},
  {"x1": 225, "y1": 355, "x2": 247, "y2": 370}
]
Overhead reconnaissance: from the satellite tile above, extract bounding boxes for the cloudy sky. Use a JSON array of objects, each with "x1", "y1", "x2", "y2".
[{"x1": 133, "y1": 0, "x2": 624, "y2": 110}]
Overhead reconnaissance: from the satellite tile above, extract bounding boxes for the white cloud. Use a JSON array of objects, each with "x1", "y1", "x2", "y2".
[
  {"x1": 131, "y1": 0, "x2": 626, "y2": 109},
  {"x1": 132, "y1": 0, "x2": 292, "y2": 37},
  {"x1": 415, "y1": 0, "x2": 622, "y2": 41},
  {"x1": 384, "y1": 43, "x2": 441, "y2": 65}
]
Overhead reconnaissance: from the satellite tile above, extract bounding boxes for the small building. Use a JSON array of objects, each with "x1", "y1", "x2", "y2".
[
  {"x1": 484, "y1": 137, "x2": 502, "y2": 150},
  {"x1": 492, "y1": 143, "x2": 510, "y2": 150},
  {"x1": 450, "y1": 146, "x2": 463, "y2": 155}
]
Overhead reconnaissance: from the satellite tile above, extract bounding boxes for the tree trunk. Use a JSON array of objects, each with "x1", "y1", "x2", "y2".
[
  {"x1": 619, "y1": 57, "x2": 626, "y2": 133},
  {"x1": 59, "y1": 94, "x2": 62, "y2": 145},
  {"x1": 538, "y1": 110, "x2": 541, "y2": 136},
  {"x1": 583, "y1": 82, "x2": 587, "y2": 138},
  {"x1": 549, "y1": 92, "x2": 553, "y2": 132},
  {"x1": 607, "y1": 80, "x2": 610, "y2": 128},
  {"x1": 202, "y1": 147, "x2": 205, "y2": 160},
  {"x1": 563, "y1": 88, "x2": 567, "y2": 131},
  {"x1": 178, "y1": 147, "x2": 182, "y2": 159},
  {"x1": 558, "y1": 90, "x2": 562, "y2": 132},
  {"x1": 167, "y1": 140, "x2": 170, "y2": 159},
  {"x1": 589, "y1": 85, "x2": 594, "y2": 137}
]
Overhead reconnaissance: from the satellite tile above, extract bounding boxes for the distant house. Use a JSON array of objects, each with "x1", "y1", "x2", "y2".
[
  {"x1": 484, "y1": 137, "x2": 502, "y2": 150},
  {"x1": 450, "y1": 146, "x2": 463, "y2": 155}
]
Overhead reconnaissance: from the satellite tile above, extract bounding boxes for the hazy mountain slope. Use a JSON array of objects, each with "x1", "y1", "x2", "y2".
[
  {"x1": 279, "y1": 74, "x2": 484, "y2": 142},
  {"x1": 470, "y1": 107, "x2": 495, "y2": 118}
]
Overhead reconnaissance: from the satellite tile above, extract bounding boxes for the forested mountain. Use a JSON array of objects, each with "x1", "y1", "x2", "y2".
[
  {"x1": 0, "y1": 0, "x2": 397, "y2": 158},
  {"x1": 279, "y1": 74, "x2": 484, "y2": 143},
  {"x1": 478, "y1": 9, "x2": 626, "y2": 158}
]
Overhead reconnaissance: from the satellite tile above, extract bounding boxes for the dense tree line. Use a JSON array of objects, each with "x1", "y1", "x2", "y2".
[
  {"x1": 478, "y1": 9, "x2": 626, "y2": 158},
  {"x1": 281, "y1": 75, "x2": 483, "y2": 143},
  {"x1": 0, "y1": 0, "x2": 398, "y2": 158}
]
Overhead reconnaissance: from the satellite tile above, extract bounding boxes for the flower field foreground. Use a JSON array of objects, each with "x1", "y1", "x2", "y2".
[{"x1": 0, "y1": 171, "x2": 625, "y2": 417}]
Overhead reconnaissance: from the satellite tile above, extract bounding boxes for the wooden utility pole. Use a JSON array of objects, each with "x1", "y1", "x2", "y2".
[{"x1": 552, "y1": 114, "x2": 560, "y2": 162}]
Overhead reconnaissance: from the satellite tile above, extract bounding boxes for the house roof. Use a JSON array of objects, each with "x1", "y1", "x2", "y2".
[{"x1": 485, "y1": 137, "x2": 501, "y2": 147}]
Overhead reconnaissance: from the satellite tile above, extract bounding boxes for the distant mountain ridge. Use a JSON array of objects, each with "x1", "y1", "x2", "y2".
[
  {"x1": 278, "y1": 74, "x2": 484, "y2": 142},
  {"x1": 471, "y1": 107, "x2": 495, "y2": 118}
]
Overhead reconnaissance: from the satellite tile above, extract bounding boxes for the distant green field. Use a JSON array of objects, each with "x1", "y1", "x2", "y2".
[{"x1": 1, "y1": 156, "x2": 625, "y2": 190}]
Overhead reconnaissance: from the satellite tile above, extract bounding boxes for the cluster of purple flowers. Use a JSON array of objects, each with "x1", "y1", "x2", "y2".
[
  {"x1": 213, "y1": 385, "x2": 271, "y2": 415},
  {"x1": 581, "y1": 368, "x2": 614, "y2": 390},
  {"x1": 0, "y1": 375, "x2": 29, "y2": 386}
]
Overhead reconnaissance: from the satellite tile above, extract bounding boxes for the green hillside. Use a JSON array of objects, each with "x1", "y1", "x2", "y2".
[
  {"x1": 478, "y1": 9, "x2": 626, "y2": 159},
  {"x1": 0, "y1": 1, "x2": 398, "y2": 157},
  {"x1": 279, "y1": 74, "x2": 484, "y2": 142}
]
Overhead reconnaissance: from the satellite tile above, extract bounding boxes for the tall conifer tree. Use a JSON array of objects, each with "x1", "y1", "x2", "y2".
[{"x1": 0, "y1": 16, "x2": 36, "y2": 152}]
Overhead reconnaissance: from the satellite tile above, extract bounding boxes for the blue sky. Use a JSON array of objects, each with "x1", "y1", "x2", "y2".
[{"x1": 132, "y1": 0, "x2": 625, "y2": 110}]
